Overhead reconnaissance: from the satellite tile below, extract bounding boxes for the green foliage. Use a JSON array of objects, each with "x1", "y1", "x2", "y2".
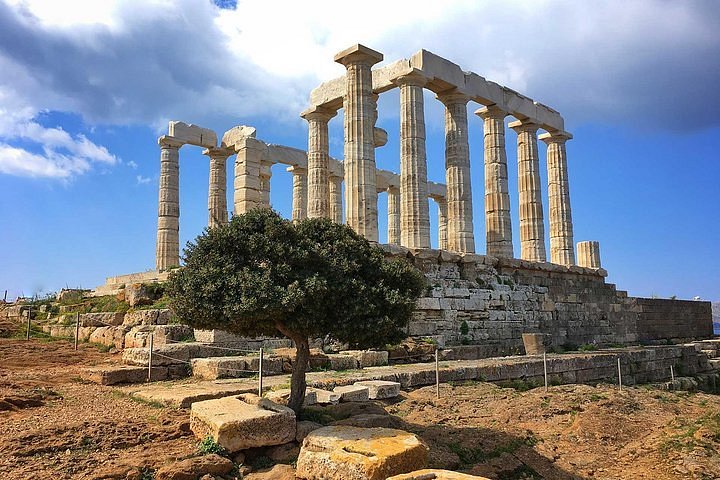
[
  {"x1": 197, "y1": 435, "x2": 228, "y2": 455},
  {"x1": 459, "y1": 320, "x2": 469, "y2": 336},
  {"x1": 166, "y1": 210, "x2": 425, "y2": 349},
  {"x1": 448, "y1": 435, "x2": 538, "y2": 466},
  {"x1": 578, "y1": 343, "x2": 598, "y2": 352}
]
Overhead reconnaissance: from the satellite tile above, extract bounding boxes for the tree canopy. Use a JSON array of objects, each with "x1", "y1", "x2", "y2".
[{"x1": 166, "y1": 209, "x2": 426, "y2": 411}]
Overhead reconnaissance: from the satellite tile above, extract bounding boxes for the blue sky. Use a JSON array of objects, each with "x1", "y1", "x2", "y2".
[{"x1": 0, "y1": 0, "x2": 718, "y2": 301}]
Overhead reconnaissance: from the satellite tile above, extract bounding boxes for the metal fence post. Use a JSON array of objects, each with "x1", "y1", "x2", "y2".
[
  {"x1": 258, "y1": 348, "x2": 264, "y2": 397},
  {"x1": 670, "y1": 365, "x2": 675, "y2": 383},
  {"x1": 543, "y1": 352, "x2": 548, "y2": 392},
  {"x1": 74, "y1": 312, "x2": 80, "y2": 351},
  {"x1": 147, "y1": 333, "x2": 154, "y2": 382},
  {"x1": 617, "y1": 357, "x2": 623, "y2": 391},
  {"x1": 435, "y1": 348, "x2": 440, "y2": 399},
  {"x1": 26, "y1": 307, "x2": 31, "y2": 340}
]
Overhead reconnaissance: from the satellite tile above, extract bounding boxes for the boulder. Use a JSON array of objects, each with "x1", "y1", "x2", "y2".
[
  {"x1": 122, "y1": 309, "x2": 172, "y2": 327},
  {"x1": 296, "y1": 420, "x2": 323, "y2": 442},
  {"x1": 332, "y1": 413, "x2": 399, "y2": 429},
  {"x1": 57, "y1": 289, "x2": 85, "y2": 303},
  {"x1": 387, "y1": 470, "x2": 492, "y2": 479},
  {"x1": 344, "y1": 350, "x2": 389, "y2": 368},
  {"x1": 244, "y1": 464, "x2": 296, "y2": 480},
  {"x1": 125, "y1": 283, "x2": 159, "y2": 308},
  {"x1": 190, "y1": 394, "x2": 296, "y2": 452},
  {"x1": 265, "y1": 388, "x2": 317, "y2": 406},
  {"x1": 327, "y1": 353, "x2": 358, "y2": 371},
  {"x1": 295, "y1": 426, "x2": 429, "y2": 480},
  {"x1": 333, "y1": 385, "x2": 369, "y2": 402},
  {"x1": 354, "y1": 380, "x2": 401, "y2": 399},
  {"x1": 80, "y1": 312, "x2": 125, "y2": 327},
  {"x1": 155, "y1": 454, "x2": 233, "y2": 480},
  {"x1": 266, "y1": 441, "x2": 300, "y2": 463},
  {"x1": 307, "y1": 388, "x2": 340, "y2": 404},
  {"x1": 89, "y1": 326, "x2": 128, "y2": 349}
]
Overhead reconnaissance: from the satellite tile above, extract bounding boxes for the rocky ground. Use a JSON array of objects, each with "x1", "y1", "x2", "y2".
[{"x1": 1, "y1": 337, "x2": 719, "y2": 479}]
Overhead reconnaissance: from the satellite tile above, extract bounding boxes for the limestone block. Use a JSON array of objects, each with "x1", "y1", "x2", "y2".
[
  {"x1": 265, "y1": 389, "x2": 318, "y2": 407},
  {"x1": 295, "y1": 426, "x2": 429, "y2": 480},
  {"x1": 333, "y1": 385, "x2": 370, "y2": 402},
  {"x1": 221, "y1": 125, "x2": 257, "y2": 148},
  {"x1": 122, "y1": 309, "x2": 172, "y2": 327},
  {"x1": 168, "y1": 121, "x2": 217, "y2": 148},
  {"x1": 343, "y1": 350, "x2": 389, "y2": 368},
  {"x1": 353, "y1": 380, "x2": 401, "y2": 399},
  {"x1": 80, "y1": 312, "x2": 125, "y2": 327},
  {"x1": 191, "y1": 357, "x2": 249, "y2": 380},
  {"x1": 307, "y1": 388, "x2": 341, "y2": 404},
  {"x1": 190, "y1": 394, "x2": 296, "y2": 452},
  {"x1": 297, "y1": 420, "x2": 323, "y2": 443},
  {"x1": 89, "y1": 326, "x2": 128, "y2": 349},
  {"x1": 327, "y1": 354, "x2": 359, "y2": 371},
  {"x1": 333, "y1": 413, "x2": 398, "y2": 429},
  {"x1": 388, "y1": 469, "x2": 492, "y2": 479}
]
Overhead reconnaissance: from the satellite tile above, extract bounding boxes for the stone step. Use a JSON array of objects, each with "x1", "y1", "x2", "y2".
[
  {"x1": 701, "y1": 350, "x2": 718, "y2": 358},
  {"x1": 80, "y1": 365, "x2": 189, "y2": 385},
  {"x1": 708, "y1": 359, "x2": 720, "y2": 370},
  {"x1": 191, "y1": 355, "x2": 285, "y2": 379}
]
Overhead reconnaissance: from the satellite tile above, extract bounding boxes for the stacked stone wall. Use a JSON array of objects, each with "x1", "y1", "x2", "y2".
[{"x1": 633, "y1": 298, "x2": 713, "y2": 342}]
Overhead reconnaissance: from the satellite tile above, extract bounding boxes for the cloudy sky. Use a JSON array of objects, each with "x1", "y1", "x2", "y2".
[{"x1": 0, "y1": 0, "x2": 718, "y2": 300}]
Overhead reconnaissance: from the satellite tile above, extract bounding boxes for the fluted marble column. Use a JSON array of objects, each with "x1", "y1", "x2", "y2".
[
  {"x1": 510, "y1": 119, "x2": 546, "y2": 262},
  {"x1": 289, "y1": 166, "x2": 308, "y2": 222},
  {"x1": 438, "y1": 90, "x2": 474, "y2": 253},
  {"x1": 577, "y1": 241, "x2": 601, "y2": 269},
  {"x1": 204, "y1": 147, "x2": 232, "y2": 228},
  {"x1": 387, "y1": 186, "x2": 401, "y2": 244},
  {"x1": 302, "y1": 106, "x2": 336, "y2": 219},
  {"x1": 335, "y1": 44, "x2": 383, "y2": 241},
  {"x1": 156, "y1": 136, "x2": 183, "y2": 271},
  {"x1": 259, "y1": 161, "x2": 272, "y2": 208},
  {"x1": 477, "y1": 106, "x2": 513, "y2": 258},
  {"x1": 328, "y1": 175, "x2": 343, "y2": 224},
  {"x1": 436, "y1": 196, "x2": 448, "y2": 250},
  {"x1": 395, "y1": 70, "x2": 430, "y2": 249},
  {"x1": 540, "y1": 131, "x2": 575, "y2": 265}
]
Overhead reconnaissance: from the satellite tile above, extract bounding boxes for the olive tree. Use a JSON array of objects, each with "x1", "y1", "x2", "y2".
[{"x1": 166, "y1": 209, "x2": 425, "y2": 412}]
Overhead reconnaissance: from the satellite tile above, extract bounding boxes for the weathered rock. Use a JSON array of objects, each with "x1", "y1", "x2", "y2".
[
  {"x1": 354, "y1": 380, "x2": 401, "y2": 399},
  {"x1": 122, "y1": 309, "x2": 172, "y2": 327},
  {"x1": 333, "y1": 413, "x2": 399, "y2": 429},
  {"x1": 244, "y1": 464, "x2": 296, "y2": 480},
  {"x1": 125, "y1": 283, "x2": 161, "y2": 308},
  {"x1": 387, "y1": 469, "x2": 492, "y2": 479},
  {"x1": 295, "y1": 426, "x2": 429, "y2": 480},
  {"x1": 307, "y1": 388, "x2": 340, "y2": 404},
  {"x1": 266, "y1": 441, "x2": 300, "y2": 463},
  {"x1": 57, "y1": 289, "x2": 85, "y2": 303},
  {"x1": 327, "y1": 353, "x2": 358, "y2": 371},
  {"x1": 154, "y1": 454, "x2": 233, "y2": 480},
  {"x1": 125, "y1": 324, "x2": 193, "y2": 349},
  {"x1": 296, "y1": 421, "x2": 323, "y2": 442},
  {"x1": 89, "y1": 326, "x2": 129, "y2": 349},
  {"x1": 190, "y1": 394, "x2": 296, "y2": 452},
  {"x1": 265, "y1": 388, "x2": 317, "y2": 406},
  {"x1": 80, "y1": 312, "x2": 125, "y2": 327},
  {"x1": 344, "y1": 350, "x2": 389, "y2": 368},
  {"x1": 333, "y1": 385, "x2": 369, "y2": 402}
]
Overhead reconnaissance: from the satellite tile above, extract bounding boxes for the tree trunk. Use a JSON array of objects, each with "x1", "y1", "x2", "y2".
[{"x1": 287, "y1": 335, "x2": 310, "y2": 413}]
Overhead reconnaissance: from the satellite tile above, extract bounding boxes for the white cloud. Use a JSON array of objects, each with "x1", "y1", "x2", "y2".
[
  {"x1": 0, "y1": 142, "x2": 89, "y2": 177},
  {"x1": 136, "y1": 174, "x2": 151, "y2": 184},
  {"x1": 126, "y1": 160, "x2": 137, "y2": 169}
]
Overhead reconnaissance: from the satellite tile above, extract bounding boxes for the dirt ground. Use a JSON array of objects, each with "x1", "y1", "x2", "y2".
[{"x1": 1, "y1": 338, "x2": 719, "y2": 480}]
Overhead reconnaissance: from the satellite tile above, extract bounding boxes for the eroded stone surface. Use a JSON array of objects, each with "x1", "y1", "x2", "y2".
[
  {"x1": 333, "y1": 385, "x2": 369, "y2": 402},
  {"x1": 354, "y1": 380, "x2": 401, "y2": 399},
  {"x1": 387, "y1": 469, "x2": 492, "y2": 479}
]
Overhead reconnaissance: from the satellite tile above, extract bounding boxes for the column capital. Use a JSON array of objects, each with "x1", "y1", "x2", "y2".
[
  {"x1": 392, "y1": 69, "x2": 428, "y2": 87},
  {"x1": 475, "y1": 104, "x2": 508, "y2": 120},
  {"x1": 436, "y1": 89, "x2": 470, "y2": 106},
  {"x1": 334, "y1": 44, "x2": 383, "y2": 67},
  {"x1": 508, "y1": 118, "x2": 540, "y2": 134},
  {"x1": 286, "y1": 165, "x2": 307, "y2": 175},
  {"x1": 300, "y1": 105, "x2": 337, "y2": 122},
  {"x1": 202, "y1": 146, "x2": 235, "y2": 159},
  {"x1": 158, "y1": 136, "x2": 184, "y2": 149},
  {"x1": 539, "y1": 130, "x2": 573, "y2": 144}
]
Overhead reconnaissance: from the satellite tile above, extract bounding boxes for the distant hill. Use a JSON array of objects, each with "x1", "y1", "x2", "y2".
[{"x1": 713, "y1": 302, "x2": 720, "y2": 335}]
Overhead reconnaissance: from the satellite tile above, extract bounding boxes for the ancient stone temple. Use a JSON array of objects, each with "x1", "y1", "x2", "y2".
[{"x1": 100, "y1": 44, "x2": 711, "y2": 352}]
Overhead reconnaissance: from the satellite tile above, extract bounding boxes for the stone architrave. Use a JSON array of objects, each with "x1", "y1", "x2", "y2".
[
  {"x1": 436, "y1": 197, "x2": 449, "y2": 250},
  {"x1": 156, "y1": 136, "x2": 183, "y2": 271},
  {"x1": 204, "y1": 147, "x2": 233, "y2": 228},
  {"x1": 233, "y1": 137, "x2": 266, "y2": 215},
  {"x1": 335, "y1": 44, "x2": 383, "y2": 242},
  {"x1": 437, "y1": 90, "x2": 474, "y2": 253},
  {"x1": 510, "y1": 119, "x2": 546, "y2": 262},
  {"x1": 540, "y1": 131, "x2": 575, "y2": 265},
  {"x1": 395, "y1": 70, "x2": 431, "y2": 249},
  {"x1": 302, "y1": 106, "x2": 337, "y2": 219},
  {"x1": 576, "y1": 240, "x2": 601, "y2": 269},
  {"x1": 259, "y1": 160, "x2": 273, "y2": 208},
  {"x1": 476, "y1": 106, "x2": 513, "y2": 258},
  {"x1": 387, "y1": 186, "x2": 401, "y2": 244},
  {"x1": 329, "y1": 175, "x2": 343, "y2": 224},
  {"x1": 289, "y1": 166, "x2": 308, "y2": 222}
]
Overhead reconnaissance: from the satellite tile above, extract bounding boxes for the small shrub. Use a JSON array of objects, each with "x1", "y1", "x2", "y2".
[
  {"x1": 578, "y1": 343, "x2": 598, "y2": 352},
  {"x1": 459, "y1": 320, "x2": 469, "y2": 336},
  {"x1": 197, "y1": 435, "x2": 227, "y2": 455}
]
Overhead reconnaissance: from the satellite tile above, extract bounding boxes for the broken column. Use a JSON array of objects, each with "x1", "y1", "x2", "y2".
[
  {"x1": 204, "y1": 147, "x2": 232, "y2": 228},
  {"x1": 259, "y1": 160, "x2": 272, "y2": 208},
  {"x1": 436, "y1": 196, "x2": 448, "y2": 250},
  {"x1": 387, "y1": 185, "x2": 401, "y2": 244},
  {"x1": 289, "y1": 166, "x2": 308, "y2": 222},
  {"x1": 477, "y1": 106, "x2": 513, "y2": 258},
  {"x1": 395, "y1": 70, "x2": 430, "y2": 249},
  {"x1": 302, "y1": 106, "x2": 337, "y2": 219},
  {"x1": 335, "y1": 44, "x2": 383, "y2": 242},
  {"x1": 329, "y1": 174, "x2": 343, "y2": 224},
  {"x1": 510, "y1": 119, "x2": 546, "y2": 262},
  {"x1": 438, "y1": 90, "x2": 475, "y2": 253},
  {"x1": 540, "y1": 131, "x2": 575, "y2": 266},
  {"x1": 577, "y1": 241, "x2": 601, "y2": 269},
  {"x1": 156, "y1": 136, "x2": 183, "y2": 271},
  {"x1": 233, "y1": 137, "x2": 265, "y2": 215}
]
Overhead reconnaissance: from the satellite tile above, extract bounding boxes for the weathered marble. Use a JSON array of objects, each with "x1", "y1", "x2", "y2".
[
  {"x1": 329, "y1": 174, "x2": 343, "y2": 224},
  {"x1": 204, "y1": 147, "x2": 232, "y2": 228},
  {"x1": 289, "y1": 165, "x2": 308, "y2": 222},
  {"x1": 540, "y1": 131, "x2": 575, "y2": 266},
  {"x1": 577, "y1": 240, "x2": 601, "y2": 269},
  {"x1": 233, "y1": 137, "x2": 265, "y2": 215},
  {"x1": 387, "y1": 185, "x2": 401, "y2": 245},
  {"x1": 302, "y1": 106, "x2": 337, "y2": 219},
  {"x1": 156, "y1": 136, "x2": 183, "y2": 271}
]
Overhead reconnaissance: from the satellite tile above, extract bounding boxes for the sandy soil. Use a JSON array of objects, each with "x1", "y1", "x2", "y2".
[{"x1": 1, "y1": 338, "x2": 719, "y2": 480}]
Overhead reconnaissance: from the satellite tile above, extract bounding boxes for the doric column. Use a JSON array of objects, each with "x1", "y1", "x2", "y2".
[
  {"x1": 510, "y1": 119, "x2": 547, "y2": 262},
  {"x1": 328, "y1": 175, "x2": 343, "y2": 224},
  {"x1": 233, "y1": 137, "x2": 265, "y2": 215},
  {"x1": 436, "y1": 196, "x2": 449, "y2": 250},
  {"x1": 334, "y1": 44, "x2": 383, "y2": 242},
  {"x1": 437, "y1": 90, "x2": 474, "y2": 253},
  {"x1": 395, "y1": 70, "x2": 430, "y2": 249},
  {"x1": 289, "y1": 166, "x2": 308, "y2": 222},
  {"x1": 259, "y1": 160, "x2": 272, "y2": 208},
  {"x1": 577, "y1": 241, "x2": 601, "y2": 269},
  {"x1": 204, "y1": 147, "x2": 232, "y2": 228},
  {"x1": 156, "y1": 136, "x2": 183, "y2": 271},
  {"x1": 476, "y1": 106, "x2": 513, "y2": 258},
  {"x1": 387, "y1": 186, "x2": 401, "y2": 244},
  {"x1": 540, "y1": 131, "x2": 575, "y2": 265},
  {"x1": 302, "y1": 106, "x2": 337, "y2": 219}
]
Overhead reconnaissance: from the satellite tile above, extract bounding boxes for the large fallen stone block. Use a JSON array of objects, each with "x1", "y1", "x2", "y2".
[
  {"x1": 387, "y1": 470, "x2": 492, "y2": 479},
  {"x1": 344, "y1": 350, "x2": 389, "y2": 368},
  {"x1": 168, "y1": 121, "x2": 217, "y2": 148},
  {"x1": 333, "y1": 385, "x2": 369, "y2": 402},
  {"x1": 295, "y1": 426, "x2": 428, "y2": 480},
  {"x1": 191, "y1": 356, "x2": 250, "y2": 380},
  {"x1": 327, "y1": 353, "x2": 359, "y2": 371},
  {"x1": 122, "y1": 309, "x2": 172, "y2": 327},
  {"x1": 190, "y1": 394, "x2": 296, "y2": 452},
  {"x1": 265, "y1": 388, "x2": 317, "y2": 406},
  {"x1": 80, "y1": 312, "x2": 125, "y2": 327},
  {"x1": 89, "y1": 326, "x2": 129, "y2": 349},
  {"x1": 307, "y1": 387, "x2": 340, "y2": 404},
  {"x1": 354, "y1": 380, "x2": 401, "y2": 399}
]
